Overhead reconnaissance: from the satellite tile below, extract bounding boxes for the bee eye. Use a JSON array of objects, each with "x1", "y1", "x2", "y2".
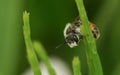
[{"x1": 73, "y1": 35, "x2": 78, "y2": 43}]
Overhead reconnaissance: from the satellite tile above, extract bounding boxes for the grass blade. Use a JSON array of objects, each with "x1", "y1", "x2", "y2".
[
  {"x1": 75, "y1": 0, "x2": 103, "y2": 75},
  {"x1": 23, "y1": 11, "x2": 41, "y2": 75},
  {"x1": 72, "y1": 57, "x2": 81, "y2": 75},
  {"x1": 33, "y1": 41, "x2": 56, "y2": 75}
]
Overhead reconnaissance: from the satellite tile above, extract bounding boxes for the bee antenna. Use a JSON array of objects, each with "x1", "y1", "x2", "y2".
[{"x1": 55, "y1": 41, "x2": 67, "y2": 49}]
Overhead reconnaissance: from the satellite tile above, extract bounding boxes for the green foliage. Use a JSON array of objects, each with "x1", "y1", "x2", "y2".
[
  {"x1": 23, "y1": 11, "x2": 41, "y2": 75},
  {"x1": 33, "y1": 41, "x2": 56, "y2": 75},
  {"x1": 23, "y1": 11, "x2": 56, "y2": 75},
  {"x1": 75, "y1": 0, "x2": 103, "y2": 75},
  {"x1": 72, "y1": 57, "x2": 81, "y2": 75},
  {"x1": 0, "y1": 0, "x2": 120, "y2": 75}
]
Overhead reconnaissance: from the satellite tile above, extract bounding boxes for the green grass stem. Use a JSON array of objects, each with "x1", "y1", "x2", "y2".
[
  {"x1": 33, "y1": 41, "x2": 56, "y2": 75},
  {"x1": 23, "y1": 11, "x2": 41, "y2": 75},
  {"x1": 75, "y1": 0, "x2": 103, "y2": 75},
  {"x1": 72, "y1": 57, "x2": 81, "y2": 75}
]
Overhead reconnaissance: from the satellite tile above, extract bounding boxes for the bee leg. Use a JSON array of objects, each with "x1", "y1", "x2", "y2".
[
  {"x1": 79, "y1": 34, "x2": 90, "y2": 39},
  {"x1": 78, "y1": 33, "x2": 83, "y2": 39}
]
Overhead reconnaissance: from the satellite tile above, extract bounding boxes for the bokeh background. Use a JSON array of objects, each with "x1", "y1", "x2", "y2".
[{"x1": 0, "y1": 0, "x2": 120, "y2": 75}]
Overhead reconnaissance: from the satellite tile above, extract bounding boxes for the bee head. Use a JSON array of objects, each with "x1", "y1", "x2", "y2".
[{"x1": 65, "y1": 34, "x2": 79, "y2": 48}]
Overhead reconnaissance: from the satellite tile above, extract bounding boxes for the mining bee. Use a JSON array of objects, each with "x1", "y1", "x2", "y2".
[{"x1": 56, "y1": 16, "x2": 100, "y2": 48}]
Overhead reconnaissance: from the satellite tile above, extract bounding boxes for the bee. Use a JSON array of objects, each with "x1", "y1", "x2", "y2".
[
  {"x1": 63, "y1": 16, "x2": 83, "y2": 48},
  {"x1": 56, "y1": 16, "x2": 100, "y2": 48}
]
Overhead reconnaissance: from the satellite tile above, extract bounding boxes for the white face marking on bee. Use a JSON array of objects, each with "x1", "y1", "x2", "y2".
[{"x1": 68, "y1": 41, "x2": 77, "y2": 48}]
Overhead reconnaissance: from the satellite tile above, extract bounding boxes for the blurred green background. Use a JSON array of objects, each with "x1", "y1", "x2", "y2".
[{"x1": 0, "y1": 0, "x2": 120, "y2": 75}]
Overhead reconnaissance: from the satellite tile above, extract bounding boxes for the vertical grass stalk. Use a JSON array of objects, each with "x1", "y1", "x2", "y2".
[
  {"x1": 33, "y1": 41, "x2": 56, "y2": 75},
  {"x1": 72, "y1": 57, "x2": 81, "y2": 75},
  {"x1": 23, "y1": 11, "x2": 41, "y2": 75},
  {"x1": 75, "y1": 0, "x2": 103, "y2": 75}
]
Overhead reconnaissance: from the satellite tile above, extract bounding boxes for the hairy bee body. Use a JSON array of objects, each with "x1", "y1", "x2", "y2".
[
  {"x1": 64, "y1": 16, "x2": 100, "y2": 48},
  {"x1": 64, "y1": 17, "x2": 83, "y2": 48}
]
